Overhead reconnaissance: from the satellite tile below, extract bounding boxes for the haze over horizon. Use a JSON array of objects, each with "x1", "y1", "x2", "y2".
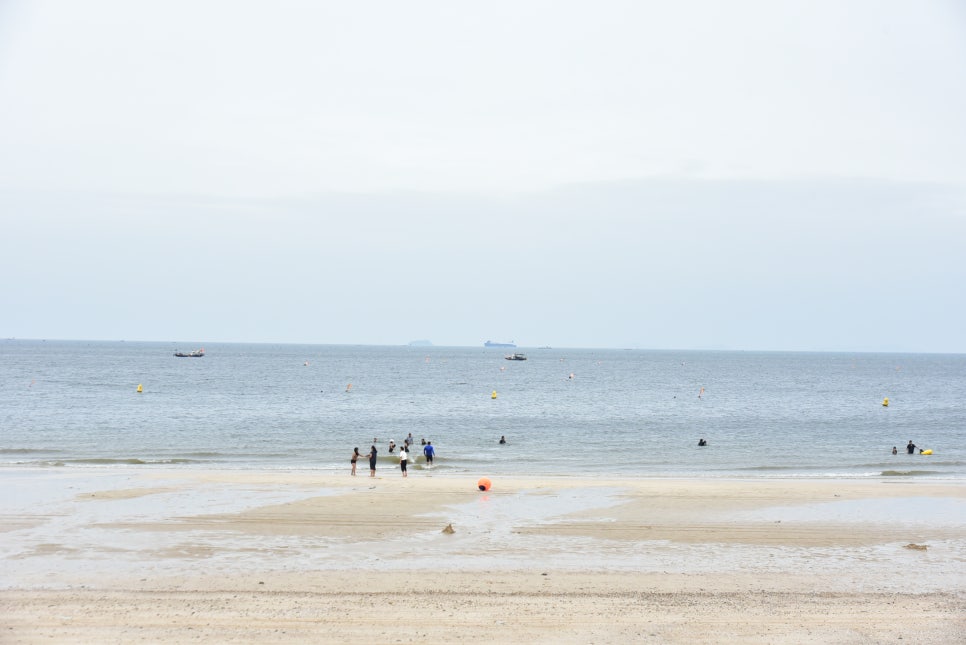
[{"x1": 2, "y1": 1, "x2": 964, "y2": 353}]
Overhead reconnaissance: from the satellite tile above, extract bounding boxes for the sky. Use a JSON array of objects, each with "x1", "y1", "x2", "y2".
[{"x1": 1, "y1": 0, "x2": 964, "y2": 352}]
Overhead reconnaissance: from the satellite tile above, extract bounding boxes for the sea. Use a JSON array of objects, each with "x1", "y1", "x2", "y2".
[{"x1": 2, "y1": 339, "x2": 964, "y2": 480}]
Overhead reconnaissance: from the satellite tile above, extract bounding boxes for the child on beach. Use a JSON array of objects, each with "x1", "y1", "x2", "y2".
[{"x1": 350, "y1": 447, "x2": 360, "y2": 475}]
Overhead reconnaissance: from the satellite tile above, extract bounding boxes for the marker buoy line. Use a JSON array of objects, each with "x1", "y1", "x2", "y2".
[{"x1": 477, "y1": 477, "x2": 492, "y2": 491}]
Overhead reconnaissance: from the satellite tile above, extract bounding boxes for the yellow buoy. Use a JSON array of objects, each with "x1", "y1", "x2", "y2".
[
  {"x1": 491, "y1": 390, "x2": 497, "y2": 399},
  {"x1": 921, "y1": 449, "x2": 933, "y2": 455},
  {"x1": 882, "y1": 397, "x2": 889, "y2": 407},
  {"x1": 136, "y1": 384, "x2": 143, "y2": 393}
]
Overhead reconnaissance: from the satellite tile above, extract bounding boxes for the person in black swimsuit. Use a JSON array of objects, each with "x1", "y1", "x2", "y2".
[
  {"x1": 350, "y1": 447, "x2": 360, "y2": 476},
  {"x1": 368, "y1": 445, "x2": 378, "y2": 477}
]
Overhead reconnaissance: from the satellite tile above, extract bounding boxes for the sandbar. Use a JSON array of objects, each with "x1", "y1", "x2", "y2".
[{"x1": 1, "y1": 469, "x2": 963, "y2": 643}]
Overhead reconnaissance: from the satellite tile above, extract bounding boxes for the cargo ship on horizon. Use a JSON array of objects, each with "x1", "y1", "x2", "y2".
[{"x1": 484, "y1": 340, "x2": 516, "y2": 348}]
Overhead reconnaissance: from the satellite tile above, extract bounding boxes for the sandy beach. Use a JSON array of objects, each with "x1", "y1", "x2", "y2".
[{"x1": 2, "y1": 469, "x2": 964, "y2": 643}]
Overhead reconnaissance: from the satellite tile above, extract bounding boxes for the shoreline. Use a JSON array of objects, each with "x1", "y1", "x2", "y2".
[{"x1": 2, "y1": 469, "x2": 964, "y2": 642}]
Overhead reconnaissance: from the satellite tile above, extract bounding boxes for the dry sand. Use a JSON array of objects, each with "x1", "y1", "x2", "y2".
[{"x1": 2, "y1": 469, "x2": 964, "y2": 643}]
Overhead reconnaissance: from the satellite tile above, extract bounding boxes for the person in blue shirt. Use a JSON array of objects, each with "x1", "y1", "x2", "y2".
[{"x1": 423, "y1": 441, "x2": 435, "y2": 466}]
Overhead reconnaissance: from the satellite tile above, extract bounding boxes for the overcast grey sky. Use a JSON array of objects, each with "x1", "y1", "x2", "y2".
[{"x1": 1, "y1": 1, "x2": 964, "y2": 351}]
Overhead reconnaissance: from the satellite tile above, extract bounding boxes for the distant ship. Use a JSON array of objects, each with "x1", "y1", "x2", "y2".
[
  {"x1": 484, "y1": 340, "x2": 516, "y2": 348},
  {"x1": 174, "y1": 348, "x2": 205, "y2": 358}
]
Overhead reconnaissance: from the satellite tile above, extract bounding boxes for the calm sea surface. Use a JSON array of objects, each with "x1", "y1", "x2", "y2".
[{"x1": 1, "y1": 340, "x2": 964, "y2": 479}]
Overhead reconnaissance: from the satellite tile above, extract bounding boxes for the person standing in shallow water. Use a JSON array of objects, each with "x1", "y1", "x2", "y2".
[
  {"x1": 350, "y1": 447, "x2": 360, "y2": 476},
  {"x1": 399, "y1": 445, "x2": 408, "y2": 477},
  {"x1": 368, "y1": 445, "x2": 378, "y2": 477}
]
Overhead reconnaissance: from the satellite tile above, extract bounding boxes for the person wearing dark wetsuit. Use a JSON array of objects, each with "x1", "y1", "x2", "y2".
[
  {"x1": 368, "y1": 445, "x2": 378, "y2": 477},
  {"x1": 907, "y1": 440, "x2": 916, "y2": 454}
]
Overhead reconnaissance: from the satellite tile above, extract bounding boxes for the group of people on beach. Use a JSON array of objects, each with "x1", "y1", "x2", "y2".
[
  {"x1": 350, "y1": 433, "x2": 512, "y2": 476},
  {"x1": 350, "y1": 435, "x2": 435, "y2": 477}
]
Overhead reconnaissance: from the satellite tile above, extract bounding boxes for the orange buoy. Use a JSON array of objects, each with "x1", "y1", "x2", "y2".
[{"x1": 477, "y1": 477, "x2": 492, "y2": 491}]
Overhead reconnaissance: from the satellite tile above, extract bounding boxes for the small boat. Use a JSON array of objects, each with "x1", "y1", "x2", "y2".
[
  {"x1": 174, "y1": 348, "x2": 205, "y2": 358},
  {"x1": 505, "y1": 353, "x2": 527, "y2": 361}
]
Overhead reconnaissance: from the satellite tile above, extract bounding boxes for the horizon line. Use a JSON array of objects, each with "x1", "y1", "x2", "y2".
[{"x1": 2, "y1": 337, "x2": 962, "y2": 356}]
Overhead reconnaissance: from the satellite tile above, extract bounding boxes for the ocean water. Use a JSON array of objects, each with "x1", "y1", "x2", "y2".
[{"x1": 1, "y1": 340, "x2": 964, "y2": 479}]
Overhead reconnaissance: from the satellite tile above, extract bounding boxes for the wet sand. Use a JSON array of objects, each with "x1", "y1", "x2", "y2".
[{"x1": 2, "y1": 469, "x2": 964, "y2": 643}]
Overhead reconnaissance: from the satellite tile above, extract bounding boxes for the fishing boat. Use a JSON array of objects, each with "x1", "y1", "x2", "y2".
[
  {"x1": 174, "y1": 348, "x2": 205, "y2": 358},
  {"x1": 484, "y1": 340, "x2": 516, "y2": 348},
  {"x1": 505, "y1": 353, "x2": 527, "y2": 361}
]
